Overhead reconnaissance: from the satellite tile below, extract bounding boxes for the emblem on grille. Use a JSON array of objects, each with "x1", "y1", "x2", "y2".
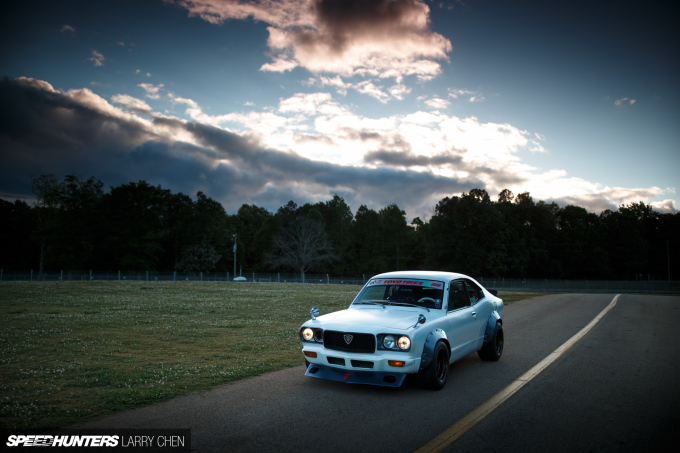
[{"x1": 344, "y1": 334, "x2": 354, "y2": 344}]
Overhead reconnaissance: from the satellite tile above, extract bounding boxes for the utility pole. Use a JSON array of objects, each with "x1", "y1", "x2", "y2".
[
  {"x1": 233, "y1": 234, "x2": 237, "y2": 279},
  {"x1": 668, "y1": 239, "x2": 671, "y2": 282}
]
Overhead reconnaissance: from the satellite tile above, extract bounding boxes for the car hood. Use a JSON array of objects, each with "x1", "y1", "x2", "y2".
[{"x1": 312, "y1": 306, "x2": 429, "y2": 331}]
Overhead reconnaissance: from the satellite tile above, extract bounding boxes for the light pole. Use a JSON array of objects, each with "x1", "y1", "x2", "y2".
[
  {"x1": 233, "y1": 234, "x2": 237, "y2": 279},
  {"x1": 668, "y1": 239, "x2": 671, "y2": 282}
]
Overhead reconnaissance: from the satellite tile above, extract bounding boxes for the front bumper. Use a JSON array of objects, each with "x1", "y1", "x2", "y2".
[
  {"x1": 305, "y1": 363, "x2": 406, "y2": 387},
  {"x1": 301, "y1": 344, "x2": 418, "y2": 387}
]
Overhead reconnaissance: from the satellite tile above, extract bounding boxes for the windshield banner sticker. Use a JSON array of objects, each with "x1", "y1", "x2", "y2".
[{"x1": 368, "y1": 279, "x2": 443, "y2": 288}]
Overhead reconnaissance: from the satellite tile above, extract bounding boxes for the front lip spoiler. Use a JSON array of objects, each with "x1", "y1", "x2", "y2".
[{"x1": 305, "y1": 363, "x2": 406, "y2": 387}]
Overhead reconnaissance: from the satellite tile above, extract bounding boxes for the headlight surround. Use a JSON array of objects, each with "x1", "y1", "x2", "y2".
[
  {"x1": 397, "y1": 336, "x2": 411, "y2": 350},
  {"x1": 300, "y1": 327, "x2": 323, "y2": 343},
  {"x1": 378, "y1": 334, "x2": 410, "y2": 352},
  {"x1": 383, "y1": 335, "x2": 396, "y2": 349}
]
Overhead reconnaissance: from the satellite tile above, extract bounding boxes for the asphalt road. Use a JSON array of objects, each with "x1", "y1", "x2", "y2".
[{"x1": 79, "y1": 293, "x2": 680, "y2": 452}]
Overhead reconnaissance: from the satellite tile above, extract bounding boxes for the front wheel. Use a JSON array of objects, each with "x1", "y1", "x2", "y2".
[
  {"x1": 478, "y1": 322, "x2": 503, "y2": 361},
  {"x1": 417, "y1": 341, "x2": 449, "y2": 390}
]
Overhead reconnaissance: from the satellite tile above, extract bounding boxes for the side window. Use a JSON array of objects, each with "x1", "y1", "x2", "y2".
[
  {"x1": 448, "y1": 280, "x2": 470, "y2": 311},
  {"x1": 464, "y1": 280, "x2": 484, "y2": 305}
]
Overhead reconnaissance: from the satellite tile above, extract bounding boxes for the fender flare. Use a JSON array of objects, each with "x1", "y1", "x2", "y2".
[
  {"x1": 419, "y1": 328, "x2": 449, "y2": 371},
  {"x1": 483, "y1": 311, "x2": 502, "y2": 344}
]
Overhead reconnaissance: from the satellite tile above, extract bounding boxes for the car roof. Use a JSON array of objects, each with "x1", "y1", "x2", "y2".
[{"x1": 371, "y1": 270, "x2": 471, "y2": 281}]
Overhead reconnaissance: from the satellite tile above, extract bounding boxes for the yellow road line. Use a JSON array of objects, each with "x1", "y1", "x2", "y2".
[{"x1": 416, "y1": 294, "x2": 620, "y2": 453}]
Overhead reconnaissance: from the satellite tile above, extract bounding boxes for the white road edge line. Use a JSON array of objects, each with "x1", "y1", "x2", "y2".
[{"x1": 415, "y1": 294, "x2": 620, "y2": 453}]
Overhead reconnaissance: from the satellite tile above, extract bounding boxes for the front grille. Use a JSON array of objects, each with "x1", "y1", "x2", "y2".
[
  {"x1": 324, "y1": 331, "x2": 375, "y2": 353},
  {"x1": 351, "y1": 360, "x2": 374, "y2": 369},
  {"x1": 327, "y1": 356, "x2": 345, "y2": 366}
]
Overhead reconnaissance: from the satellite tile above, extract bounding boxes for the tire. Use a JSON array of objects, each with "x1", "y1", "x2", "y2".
[
  {"x1": 417, "y1": 341, "x2": 450, "y2": 390},
  {"x1": 305, "y1": 358, "x2": 310, "y2": 368},
  {"x1": 478, "y1": 322, "x2": 503, "y2": 361}
]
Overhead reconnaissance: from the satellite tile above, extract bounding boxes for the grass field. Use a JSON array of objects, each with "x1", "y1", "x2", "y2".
[{"x1": 0, "y1": 281, "x2": 533, "y2": 431}]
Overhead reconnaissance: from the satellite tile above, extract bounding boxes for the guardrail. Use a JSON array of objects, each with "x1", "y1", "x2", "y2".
[
  {"x1": 1, "y1": 270, "x2": 678, "y2": 294},
  {"x1": 0, "y1": 270, "x2": 367, "y2": 286}
]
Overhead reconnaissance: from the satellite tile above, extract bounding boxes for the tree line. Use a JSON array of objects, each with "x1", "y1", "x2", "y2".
[{"x1": 1, "y1": 175, "x2": 678, "y2": 280}]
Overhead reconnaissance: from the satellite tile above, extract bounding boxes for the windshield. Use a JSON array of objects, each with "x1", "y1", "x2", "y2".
[{"x1": 353, "y1": 278, "x2": 445, "y2": 309}]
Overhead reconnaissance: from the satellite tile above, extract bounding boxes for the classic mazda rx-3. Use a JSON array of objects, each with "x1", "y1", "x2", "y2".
[{"x1": 299, "y1": 271, "x2": 504, "y2": 389}]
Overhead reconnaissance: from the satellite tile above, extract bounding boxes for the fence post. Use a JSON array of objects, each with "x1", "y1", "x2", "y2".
[
  {"x1": 118, "y1": 270, "x2": 120, "y2": 281},
  {"x1": 252, "y1": 272, "x2": 255, "y2": 282},
  {"x1": 60, "y1": 270, "x2": 63, "y2": 281},
  {"x1": 278, "y1": 273, "x2": 280, "y2": 283},
  {"x1": 30, "y1": 269, "x2": 33, "y2": 282},
  {"x1": 201, "y1": 272, "x2": 203, "y2": 282}
]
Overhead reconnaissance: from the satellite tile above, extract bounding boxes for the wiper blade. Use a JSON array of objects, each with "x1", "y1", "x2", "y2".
[
  {"x1": 354, "y1": 301, "x2": 386, "y2": 308},
  {"x1": 388, "y1": 302, "x2": 430, "y2": 312}
]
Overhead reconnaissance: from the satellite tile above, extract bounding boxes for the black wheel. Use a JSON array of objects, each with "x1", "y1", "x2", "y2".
[
  {"x1": 305, "y1": 358, "x2": 310, "y2": 368},
  {"x1": 417, "y1": 341, "x2": 449, "y2": 390},
  {"x1": 478, "y1": 322, "x2": 503, "y2": 361}
]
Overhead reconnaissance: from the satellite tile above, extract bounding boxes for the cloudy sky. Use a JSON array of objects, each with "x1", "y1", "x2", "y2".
[{"x1": 1, "y1": 0, "x2": 678, "y2": 220}]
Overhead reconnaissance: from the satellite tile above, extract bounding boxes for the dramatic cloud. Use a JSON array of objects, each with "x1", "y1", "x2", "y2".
[
  {"x1": 111, "y1": 94, "x2": 152, "y2": 113},
  {"x1": 172, "y1": 0, "x2": 452, "y2": 95},
  {"x1": 1, "y1": 77, "x2": 676, "y2": 219},
  {"x1": 0, "y1": 77, "x2": 466, "y2": 217},
  {"x1": 60, "y1": 24, "x2": 76, "y2": 34}
]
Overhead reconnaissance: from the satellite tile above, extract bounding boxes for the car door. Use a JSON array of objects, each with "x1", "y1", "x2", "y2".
[
  {"x1": 463, "y1": 279, "x2": 491, "y2": 350},
  {"x1": 445, "y1": 279, "x2": 480, "y2": 362}
]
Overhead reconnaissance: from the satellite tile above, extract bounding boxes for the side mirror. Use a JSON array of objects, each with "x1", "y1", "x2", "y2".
[
  {"x1": 417, "y1": 314, "x2": 426, "y2": 324},
  {"x1": 310, "y1": 307, "x2": 320, "y2": 321}
]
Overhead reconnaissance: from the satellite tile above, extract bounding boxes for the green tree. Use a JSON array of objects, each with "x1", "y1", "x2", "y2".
[
  {"x1": 0, "y1": 199, "x2": 38, "y2": 269},
  {"x1": 265, "y1": 214, "x2": 337, "y2": 281},
  {"x1": 428, "y1": 189, "x2": 507, "y2": 276},
  {"x1": 30, "y1": 174, "x2": 104, "y2": 271},
  {"x1": 351, "y1": 205, "x2": 387, "y2": 275},
  {"x1": 100, "y1": 181, "x2": 172, "y2": 270},
  {"x1": 555, "y1": 205, "x2": 606, "y2": 278},
  {"x1": 315, "y1": 194, "x2": 354, "y2": 275},
  {"x1": 175, "y1": 192, "x2": 232, "y2": 272},
  {"x1": 233, "y1": 204, "x2": 274, "y2": 273},
  {"x1": 378, "y1": 204, "x2": 413, "y2": 271}
]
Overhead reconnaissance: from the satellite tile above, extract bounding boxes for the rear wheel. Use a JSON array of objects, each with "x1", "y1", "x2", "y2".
[
  {"x1": 478, "y1": 322, "x2": 503, "y2": 361},
  {"x1": 417, "y1": 341, "x2": 449, "y2": 390}
]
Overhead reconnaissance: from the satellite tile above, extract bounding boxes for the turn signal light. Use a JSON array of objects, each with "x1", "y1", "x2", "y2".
[
  {"x1": 388, "y1": 360, "x2": 405, "y2": 367},
  {"x1": 304, "y1": 351, "x2": 317, "y2": 358}
]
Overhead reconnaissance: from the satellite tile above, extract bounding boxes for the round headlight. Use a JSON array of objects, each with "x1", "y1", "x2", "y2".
[
  {"x1": 314, "y1": 329, "x2": 324, "y2": 342},
  {"x1": 383, "y1": 335, "x2": 396, "y2": 349},
  {"x1": 302, "y1": 328, "x2": 314, "y2": 341},
  {"x1": 397, "y1": 336, "x2": 411, "y2": 350}
]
